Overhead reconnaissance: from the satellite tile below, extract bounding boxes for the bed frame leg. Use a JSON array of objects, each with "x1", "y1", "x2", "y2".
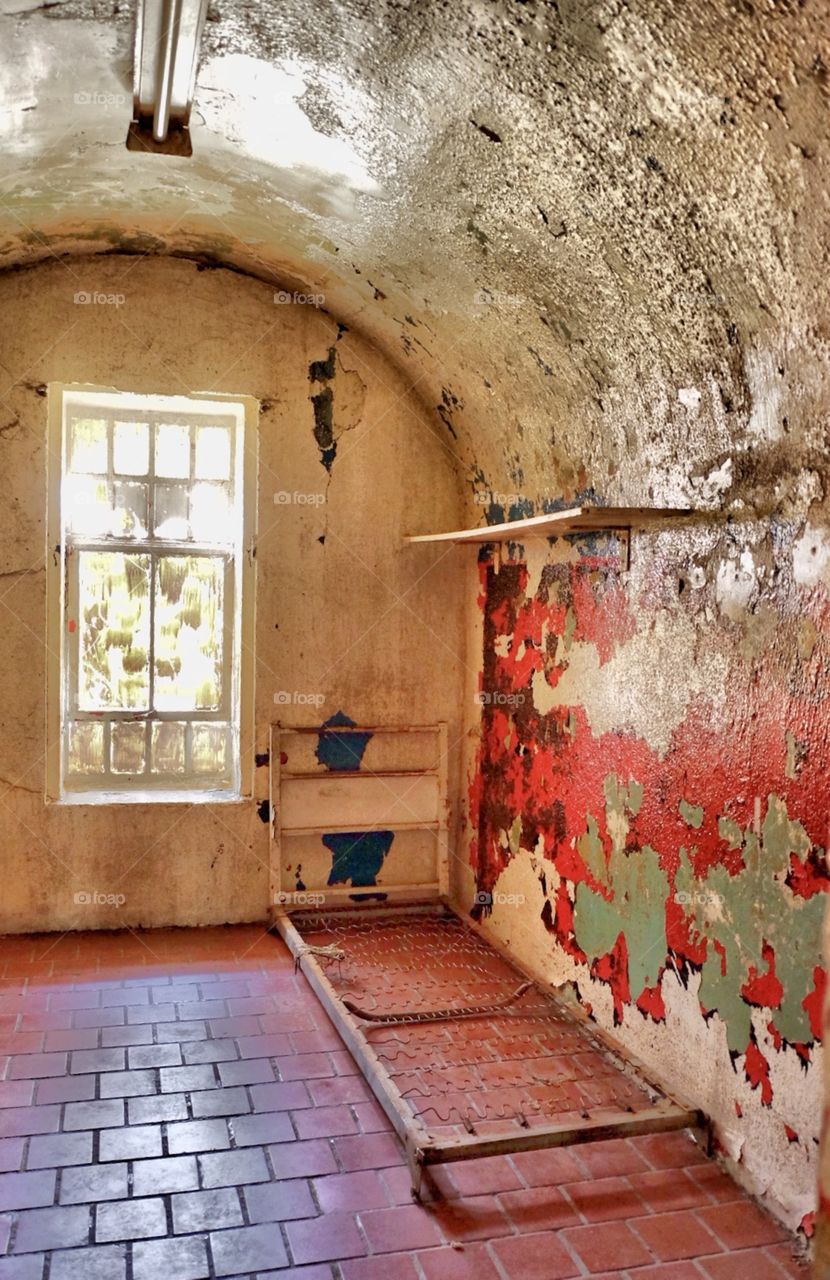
[{"x1": 405, "y1": 1135, "x2": 425, "y2": 1201}]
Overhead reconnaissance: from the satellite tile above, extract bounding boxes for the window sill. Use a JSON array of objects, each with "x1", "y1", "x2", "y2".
[{"x1": 51, "y1": 789, "x2": 249, "y2": 807}]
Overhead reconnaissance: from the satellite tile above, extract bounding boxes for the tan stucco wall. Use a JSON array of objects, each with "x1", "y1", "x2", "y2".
[{"x1": 0, "y1": 255, "x2": 465, "y2": 934}]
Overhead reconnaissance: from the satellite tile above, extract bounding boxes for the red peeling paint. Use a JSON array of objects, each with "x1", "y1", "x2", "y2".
[
  {"x1": 741, "y1": 943, "x2": 783, "y2": 1009},
  {"x1": 744, "y1": 1038, "x2": 773, "y2": 1106},
  {"x1": 468, "y1": 547, "x2": 829, "y2": 1136}
]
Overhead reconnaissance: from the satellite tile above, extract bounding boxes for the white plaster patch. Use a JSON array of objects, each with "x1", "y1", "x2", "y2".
[
  {"x1": 792, "y1": 523, "x2": 830, "y2": 588},
  {"x1": 197, "y1": 55, "x2": 379, "y2": 192},
  {"x1": 745, "y1": 345, "x2": 785, "y2": 441},
  {"x1": 532, "y1": 608, "x2": 730, "y2": 758},
  {"x1": 715, "y1": 549, "x2": 756, "y2": 620},
  {"x1": 678, "y1": 386, "x2": 701, "y2": 411}
]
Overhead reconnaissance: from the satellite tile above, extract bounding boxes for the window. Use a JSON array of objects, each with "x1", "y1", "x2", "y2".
[{"x1": 47, "y1": 388, "x2": 256, "y2": 802}]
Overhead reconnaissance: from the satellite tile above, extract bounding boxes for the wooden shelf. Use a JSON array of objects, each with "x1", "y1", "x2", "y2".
[{"x1": 405, "y1": 505, "x2": 693, "y2": 546}]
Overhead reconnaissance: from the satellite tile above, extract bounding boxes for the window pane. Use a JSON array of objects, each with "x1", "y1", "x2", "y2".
[
  {"x1": 112, "y1": 482, "x2": 148, "y2": 539},
  {"x1": 155, "y1": 423, "x2": 190, "y2": 478},
  {"x1": 65, "y1": 475, "x2": 111, "y2": 537},
  {"x1": 151, "y1": 721, "x2": 186, "y2": 774},
  {"x1": 195, "y1": 426, "x2": 231, "y2": 480},
  {"x1": 111, "y1": 721, "x2": 145, "y2": 774},
  {"x1": 192, "y1": 723, "x2": 228, "y2": 774},
  {"x1": 69, "y1": 418, "x2": 108, "y2": 474},
  {"x1": 78, "y1": 552, "x2": 151, "y2": 711},
  {"x1": 113, "y1": 420, "x2": 149, "y2": 475},
  {"x1": 190, "y1": 483, "x2": 231, "y2": 542},
  {"x1": 154, "y1": 556, "x2": 225, "y2": 711},
  {"x1": 67, "y1": 721, "x2": 104, "y2": 774},
  {"x1": 154, "y1": 484, "x2": 189, "y2": 539}
]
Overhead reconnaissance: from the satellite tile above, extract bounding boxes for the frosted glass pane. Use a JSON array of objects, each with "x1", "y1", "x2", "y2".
[
  {"x1": 112, "y1": 482, "x2": 148, "y2": 539},
  {"x1": 192, "y1": 723, "x2": 228, "y2": 774},
  {"x1": 70, "y1": 418, "x2": 108, "y2": 474},
  {"x1": 65, "y1": 475, "x2": 111, "y2": 537},
  {"x1": 151, "y1": 721, "x2": 186, "y2": 774},
  {"x1": 195, "y1": 427, "x2": 231, "y2": 481},
  {"x1": 67, "y1": 721, "x2": 104, "y2": 774},
  {"x1": 113, "y1": 420, "x2": 149, "y2": 475},
  {"x1": 155, "y1": 423, "x2": 190, "y2": 478},
  {"x1": 154, "y1": 556, "x2": 224, "y2": 711},
  {"x1": 111, "y1": 721, "x2": 145, "y2": 774},
  {"x1": 78, "y1": 552, "x2": 151, "y2": 711},
  {"x1": 154, "y1": 484, "x2": 189, "y2": 539},
  {"x1": 190, "y1": 483, "x2": 231, "y2": 542}
]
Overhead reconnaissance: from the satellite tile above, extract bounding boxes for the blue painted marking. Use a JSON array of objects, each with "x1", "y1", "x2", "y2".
[
  {"x1": 323, "y1": 831, "x2": 395, "y2": 887},
  {"x1": 315, "y1": 710, "x2": 373, "y2": 771}
]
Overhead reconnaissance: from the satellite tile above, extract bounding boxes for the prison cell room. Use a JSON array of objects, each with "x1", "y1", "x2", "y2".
[{"x1": 0, "y1": 1, "x2": 825, "y2": 1279}]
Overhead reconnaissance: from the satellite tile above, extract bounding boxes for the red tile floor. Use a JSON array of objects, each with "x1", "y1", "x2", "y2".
[{"x1": 0, "y1": 924, "x2": 809, "y2": 1279}]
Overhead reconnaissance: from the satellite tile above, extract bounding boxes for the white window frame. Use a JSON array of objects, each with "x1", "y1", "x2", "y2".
[{"x1": 46, "y1": 385, "x2": 257, "y2": 805}]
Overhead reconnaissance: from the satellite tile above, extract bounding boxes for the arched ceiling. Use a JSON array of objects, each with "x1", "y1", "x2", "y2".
[{"x1": 0, "y1": 0, "x2": 828, "y2": 516}]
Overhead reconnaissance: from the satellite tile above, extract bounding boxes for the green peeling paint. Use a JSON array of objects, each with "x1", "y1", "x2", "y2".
[
  {"x1": 573, "y1": 774, "x2": 668, "y2": 995},
  {"x1": 679, "y1": 799, "x2": 704, "y2": 828},
  {"x1": 677, "y1": 793, "x2": 825, "y2": 1051}
]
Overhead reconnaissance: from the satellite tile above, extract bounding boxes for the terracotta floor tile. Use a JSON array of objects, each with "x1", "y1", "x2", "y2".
[
  {"x1": 340, "y1": 1255, "x2": 419, "y2": 1280},
  {"x1": 166, "y1": 1119, "x2": 230, "y2": 1155},
  {"x1": 0, "y1": 1107, "x2": 60, "y2": 1139},
  {"x1": 98, "y1": 1125, "x2": 161, "y2": 1162},
  {"x1": 698, "y1": 1248, "x2": 797, "y2": 1279},
  {"x1": 564, "y1": 1174, "x2": 645, "y2": 1221},
  {"x1": 181, "y1": 1041, "x2": 237, "y2": 1065},
  {"x1": 313, "y1": 1170, "x2": 390, "y2": 1213},
  {"x1": 132, "y1": 1154, "x2": 200, "y2": 1196},
  {"x1": 562, "y1": 1220, "x2": 653, "y2": 1272},
  {"x1": 697, "y1": 1203, "x2": 789, "y2": 1250},
  {"x1": 277, "y1": 1054, "x2": 335, "y2": 1082},
  {"x1": 633, "y1": 1265, "x2": 712, "y2": 1279},
  {"x1": 210, "y1": 1222, "x2": 288, "y2": 1275},
  {"x1": 333, "y1": 1132, "x2": 403, "y2": 1172},
  {"x1": 0, "y1": 1142, "x2": 24, "y2": 1174},
  {"x1": 33, "y1": 1075, "x2": 95, "y2": 1107},
  {"x1": 234, "y1": 1034, "x2": 292, "y2": 1060},
  {"x1": 95, "y1": 1196, "x2": 167, "y2": 1242},
  {"x1": 27, "y1": 1133, "x2": 92, "y2": 1170},
  {"x1": 430, "y1": 1194, "x2": 513, "y2": 1242},
  {"x1": 242, "y1": 1178, "x2": 317, "y2": 1222},
  {"x1": 416, "y1": 1244, "x2": 503, "y2": 1280},
  {"x1": 0, "y1": 1171, "x2": 56, "y2": 1212},
  {"x1": 633, "y1": 1208, "x2": 724, "y2": 1261},
  {"x1": 294, "y1": 1104, "x2": 359, "y2": 1140},
  {"x1": 6, "y1": 1055, "x2": 67, "y2": 1081},
  {"x1": 0, "y1": 1085, "x2": 35, "y2": 1111},
  {"x1": 491, "y1": 1230, "x2": 582, "y2": 1279},
  {"x1": 497, "y1": 1184, "x2": 582, "y2": 1232},
  {"x1": 98, "y1": 1069, "x2": 156, "y2": 1098},
  {"x1": 198, "y1": 1147, "x2": 270, "y2": 1188},
  {"x1": 63, "y1": 1100, "x2": 124, "y2": 1131},
  {"x1": 49, "y1": 1243, "x2": 127, "y2": 1280},
  {"x1": 191, "y1": 1087, "x2": 251, "y2": 1119},
  {"x1": 0, "y1": 1252, "x2": 47, "y2": 1278},
  {"x1": 445, "y1": 1155, "x2": 523, "y2": 1196},
  {"x1": 59, "y1": 1163, "x2": 128, "y2": 1205},
  {"x1": 250, "y1": 1082, "x2": 312, "y2": 1112},
  {"x1": 629, "y1": 1169, "x2": 715, "y2": 1213},
  {"x1": 269, "y1": 1139, "x2": 338, "y2": 1179},
  {"x1": 285, "y1": 1211, "x2": 366, "y2": 1264},
  {"x1": 575, "y1": 1139, "x2": 652, "y2": 1180},
  {"x1": 632, "y1": 1132, "x2": 710, "y2": 1170},
  {"x1": 230, "y1": 1111, "x2": 293, "y2": 1145},
  {"x1": 13, "y1": 1204, "x2": 90, "y2": 1253},
  {"x1": 133, "y1": 1233, "x2": 209, "y2": 1280},
  {"x1": 171, "y1": 1187, "x2": 243, "y2": 1233},
  {"x1": 128, "y1": 1092, "x2": 188, "y2": 1125}
]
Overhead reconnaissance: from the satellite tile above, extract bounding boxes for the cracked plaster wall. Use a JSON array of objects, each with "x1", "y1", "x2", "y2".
[
  {"x1": 1, "y1": 0, "x2": 830, "y2": 1255},
  {"x1": 0, "y1": 256, "x2": 465, "y2": 933}
]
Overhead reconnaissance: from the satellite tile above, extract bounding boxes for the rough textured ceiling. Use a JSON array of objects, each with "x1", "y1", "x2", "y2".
[{"x1": 0, "y1": 0, "x2": 828, "y2": 516}]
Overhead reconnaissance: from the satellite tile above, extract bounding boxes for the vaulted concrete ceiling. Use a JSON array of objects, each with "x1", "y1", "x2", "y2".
[{"x1": 0, "y1": 0, "x2": 827, "y2": 514}]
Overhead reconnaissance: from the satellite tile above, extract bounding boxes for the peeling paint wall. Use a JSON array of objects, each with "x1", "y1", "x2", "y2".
[
  {"x1": 460, "y1": 523, "x2": 829, "y2": 1231},
  {"x1": 0, "y1": 256, "x2": 464, "y2": 933}
]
